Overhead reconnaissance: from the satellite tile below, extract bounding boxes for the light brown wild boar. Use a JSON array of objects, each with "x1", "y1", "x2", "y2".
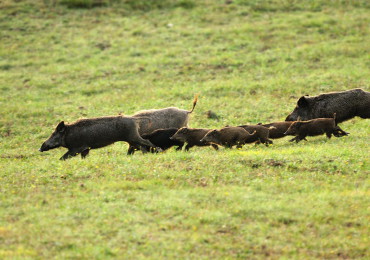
[
  {"x1": 39, "y1": 116, "x2": 159, "y2": 160},
  {"x1": 127, "y1": 95, "x2": 198, "y2": 154},
  {"x1": 200, "y1": 127, "x2": 256, "y2": 148},
  {"x1": 170, "y1": 127, "x2": 219, "y2": 151},
  {"x1": 284, "y1": 114, "x2": 348, "y2": 143}
]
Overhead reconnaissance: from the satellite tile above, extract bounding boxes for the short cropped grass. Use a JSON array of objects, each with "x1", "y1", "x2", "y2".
[{"x1": 0, "y1": 0, "x2": 369, "y2": 258}]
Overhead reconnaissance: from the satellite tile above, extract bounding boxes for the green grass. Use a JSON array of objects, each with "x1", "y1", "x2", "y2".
[{"x1": 1, "y1": 0, "x2": 369, "y2": 258}]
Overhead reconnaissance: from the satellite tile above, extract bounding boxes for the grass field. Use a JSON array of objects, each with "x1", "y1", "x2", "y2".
[{"x1": 0, "y1": 0, "x2": 369, "y2": 258}]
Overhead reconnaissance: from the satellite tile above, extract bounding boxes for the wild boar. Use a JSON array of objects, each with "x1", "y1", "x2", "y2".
[
  {"x1": 39, "y1": 116, "x2": 159, "y2": 160},
  {"x1": 259, "y1": 122, "x2": 293, "y2": 139},
  {"x1": 127, "y1": 95, "x2": 198, "y2": 154},
  {"x1": 237, "y1": 124, "x2": 273, "y2": 146},
  {"x1": 284, "y1": 114, "x2": 349, "y2": 143},
  {"x1": 128, "y1": 128, "x2": 184, "y2": 154},
  {"x1": 286, "y1": 88, "x2": 370, "y2": 123},
  {"x1": 170, "y1": 127, "x2": 219, "y2": 151},
  {"x1": 200, "y1": 127, "x2": 256, "y2": 148},
  {"x1": 258, "y1": 121, "x2": 301, "y2": 142}
]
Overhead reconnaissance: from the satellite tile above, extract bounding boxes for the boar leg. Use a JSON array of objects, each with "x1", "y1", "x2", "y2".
[
  {"x1": 176, "y1": 144, "x2": 184, "y2": 151},
  {"x1": 290, "y1": 135, "x2": 305, "y2": 143},
  {"x1": 80, "y1": 149, "x2": 90, "y2": 159},
  {"x1": 333, "y1": 126, "x2": 349, "y2": 137},
  {"x1": 60, "y1": 146, "x2": 90, "y2": 160},
  {"x1": 132, "y1": 137, "x2": 163, "y2": 153},
  {"x1": 326, "y1": 132, "x2": 333, "y2": 139},
  {"x1": 60, "y1": 150, "x2": 78, "y2": 160},
  {"x1": 184, "y1": 144, "x2": 194, "y2": 151},
  {"x1": 211, "y1": 144, "x2": 219, "y2": 150},
  {"x1": 127, "y1": 145, "x2": 139, "y2": 155},
  {"x1": 289, "y1": 136, "x2": 307, "y2": 142},
  {"x1": 261, "y1": 138, "x2": 273, "y2": 146}
]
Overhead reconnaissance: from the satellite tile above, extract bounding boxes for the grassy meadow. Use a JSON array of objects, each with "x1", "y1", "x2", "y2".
[{"x1": 0, "y1": 0, "x2": 369, "y2": 258}]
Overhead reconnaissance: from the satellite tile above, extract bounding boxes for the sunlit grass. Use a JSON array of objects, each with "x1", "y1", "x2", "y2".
[{"x1": 0, "y1": 0, "x2": 369, "y2": 258}]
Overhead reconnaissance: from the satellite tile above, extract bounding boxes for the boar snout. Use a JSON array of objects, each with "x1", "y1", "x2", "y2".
[
  {"x1": 39, "y1": 143, "x2": 48, "y2": 152},
  {"x1": 285, "y1": 115, "x2": 293, "y2": 121}
]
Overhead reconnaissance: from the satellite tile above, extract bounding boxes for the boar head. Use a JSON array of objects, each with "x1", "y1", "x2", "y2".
[
  {"x1": 200, "y1": 129, "x2": 218, "y2": 143},
  {"x1": 170, "y1": 127, "x2": 189, "y2": 142},
  {"x1": 39, "y1": 121, "x2": 66, "y2": 152},
  {"x1": 284, "y1": 121, "x2": 303, "y2": 136},
  {"x1": 285, "y1": 96, "x2": 312, "y2": 121}
]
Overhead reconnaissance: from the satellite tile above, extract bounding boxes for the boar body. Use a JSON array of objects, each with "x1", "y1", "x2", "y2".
[
  {"x1": 260, "y1": 121, "x2": 301, "y2": 142},
  {"x1": 260, "y1": 122, "x2": 293, "y2": 139},
  {"x1": 286, "y1": 88, "x2": 370, "y2": 123},
  {"x1": 128, "y1": 128, "x2": 184, "y2": 154},
  {"x1": 132, "y1": 96, "x2": 197, "y2": 135},
  {"x1": 237, "y1": 124, "x2": 273, "y2": 146},
  {"x1": 200, "y1": 127, "x2": 255, "y2": 148},
  {"x1": 127, "y1": 96, "x2": 197, "y2": 154},
  {"x1": 40, "y1": 116, "x2": 157, "y2": 160},
  {"x1": 170, "y1": 127, "x2": 218, "y2": 151},
  {"x1": 284, "y1": 117, "x2": 348, "y2": 143}
]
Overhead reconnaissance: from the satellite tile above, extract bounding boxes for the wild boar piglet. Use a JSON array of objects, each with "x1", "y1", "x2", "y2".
[
  {"x1": 128, "y1": 128, "x2": 184, "y2": 154},
  {"x1": 170, "y1": 127, "x2": 218, "y2": 151},
  {"x1": 284, "y1": 114, "x2": 349, "y2": 143},
  {"x1": 201, "y1": 126, "x2": 256, "y2": 148},
  {"x1": 237, "y1": 124, "x2": 273, "y2": 146}
]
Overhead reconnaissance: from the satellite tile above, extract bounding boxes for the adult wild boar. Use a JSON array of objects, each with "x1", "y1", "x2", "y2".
[
  {"x1": 39, "y1": 116, "x2": 159, "y2": 160},
  {"x1": 127, "y1": 95, "x2": 198, "y2": 154},
  {"x1": 286, "y1": 88, "x2": 370, "y2": 123}
]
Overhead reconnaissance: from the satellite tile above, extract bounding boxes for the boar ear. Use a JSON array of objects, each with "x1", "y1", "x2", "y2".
[
  {"x1": 56, "y1": 121, "x2": 66, "y2": 132},
  {"x1": 297, "y1": 96, "x2": 309, "y2": 107}
]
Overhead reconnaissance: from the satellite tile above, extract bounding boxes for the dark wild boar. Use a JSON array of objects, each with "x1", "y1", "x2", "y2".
[
  {"x1": 286, "y1": 88, "x2": 370, "y2": 123},
  {"x1": 237, "y1": 124, "x2": 273, "y2": 146},
  {"x1": 127, "y1": 95, "x2": 198, "y2": 154},
  {"x1": 284, "y1": 114, "x2": 349, "y2": 143},
  {"x1": 39, "y1": 116, "x2": 159, "y2": 160},
  {"x1": 259, "y1": 122, "x2": 293, "y2": 139},
  {"x1": 258, "y1": 121, "x2": 301, "y2": 142},
  {"x1": 170, "y1": 127, "x2": 219, "y2": 151},
  {"x1": 200, "y1": 127, "x2": 256, "y2": 148},
  {"x1": 129, "y1": 128, "x2": 184, "y2": 154}
]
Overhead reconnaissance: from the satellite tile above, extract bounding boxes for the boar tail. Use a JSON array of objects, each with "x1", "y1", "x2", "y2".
[{"x1": 188, "y1": 94, "x2": 199, "y2": 113}]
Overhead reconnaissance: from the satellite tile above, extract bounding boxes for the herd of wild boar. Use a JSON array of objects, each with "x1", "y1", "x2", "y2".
[{"x1": 39, "y1": 88, "x2": 370, "y2": 160}]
